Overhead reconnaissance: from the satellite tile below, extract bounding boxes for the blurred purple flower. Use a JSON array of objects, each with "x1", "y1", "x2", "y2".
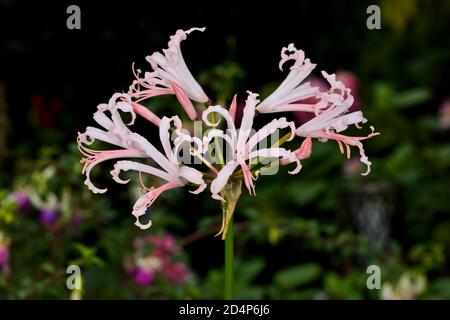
[
  {"x1": 164, "y1": 262, "x2": 189, "y2": 284},
  {"x1": 0, "y1": 246, "x2": 9, "y2": 266},
  {"x1": 133, "y1": 268, "x2": 155, "y2": 286},
  {"x1": 38, "y1": 209, "x2": 58, "y2": 226},
  {"x1": 438, "y1": 98, "x2": 450, "y2": 130},
  {"x1": 13, "y1": 191, "x2": 29, "y2": 212},
  {"x1": 71, "y1": 215, "x2": 84, "y2": 228}
]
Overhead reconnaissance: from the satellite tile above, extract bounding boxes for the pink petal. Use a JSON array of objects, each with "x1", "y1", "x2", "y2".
[
  {"x1": 228, "y1": 94, "x2": 237, "y2": 121},
  {"x1": 132, "y1": 180, "x2": 182, "y2": 229},
  {"x1": 171, "y1": 81, "x2": 198, "y2": 120},
  {"x1": 132, "y1": 102, "x2": 161, "y2": 127}
]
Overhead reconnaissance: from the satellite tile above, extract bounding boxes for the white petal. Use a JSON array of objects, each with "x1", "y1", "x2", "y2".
[
  {"x1": 210, "y1": 161, "x2": 239, "y2": 201},
  {"x1": 179, "y1": 166, "x2": 207, "y2": 194},
  {"x1": 110, "y1": 160, "x2": 173, "y2": 184},
  {"x1": 257, "y1": 44, "x2": 317, "y2": 113},
  {"x1": 236, "y1": 92, "x2": 259, "y2": 156},
  {"x1": 246, "y1": 117, "x2": 295, "y2": 151},
  {"x1": 248, "y1": 147, "x2": 301, "y2": 174},
  {"x1": 145, "y1": 27, "x2": 209, "y2": 103},
  {"x1": 128, "y1": 132, "x2": 178, "y2": 175}
]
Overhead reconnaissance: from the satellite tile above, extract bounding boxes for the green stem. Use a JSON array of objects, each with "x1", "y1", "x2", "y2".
[
  {"x1": 224, "y1": 216, "x2": 234, "y2": 300},
  {"x1": 220, "y1": 180, "x2": 241, "y2": 300}
]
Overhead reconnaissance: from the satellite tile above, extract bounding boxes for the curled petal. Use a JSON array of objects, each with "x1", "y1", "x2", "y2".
[
  {"x1": 159, "y1": 116, "x2": 182, "y2": 164},
  {"x1": 330, "y1": 111, "x2": 367, "y2": 133},
  {"x1": 202, "y1": 105, "x2": 236, "y2": 131},
  {"x1": 279, "y1": 43, "x2": 304, "y2": 71},
  {"x1": 80, "y1": 149, "x2": 145, "y2": 194},
  {"x1": 257, "y1": 45, "x2": 317, "y2": 113},
  {"x1": 248, "y1": 148, "x2": 302, "y2": 175},
  {"x1": 310, "y1": 128, "x2": 379, "y2": 176},
  {"x1": 93, "y1": 105, "x2": 114, "y2": 131},
  {"x1": 296, "y1": 91, "x2": 355, "y2": 136},
  {"x1": 84, "y1": 126, "x2": 122, "y2": 146},
  {"x1": 246, "y1": 117, "x2": 296, "y2": 151},
  {"x1": 110, "y1": 160, "x2": 174, "y2": 185},
  {"x1": 179, "y1": 166, "x2": 207, "y2": 194},
  {"x1": 132, "y1": 180, "x2": 182, "y2": 229},
  {"x1": 145, "y1": 27, "x2": 209, "y2": 103},
  {"x1": 202, "y1": 129, "x2": 235, "y2": 156}
]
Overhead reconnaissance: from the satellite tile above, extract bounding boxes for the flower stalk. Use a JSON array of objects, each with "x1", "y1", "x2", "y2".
[{"x1": 221, "y1": 180, "x2": 242, "y2": 300}]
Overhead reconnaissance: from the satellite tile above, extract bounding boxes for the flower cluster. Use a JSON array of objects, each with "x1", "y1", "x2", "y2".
[
  {"x1": 0, "y1": 232, "x2": 11, "y2": 277},
  {"x1": 127, "y1": 234, "x2": 189, "y2": 286},
  {"x1": 77, "y1": 28, "x2": 378, "y2": 237}
]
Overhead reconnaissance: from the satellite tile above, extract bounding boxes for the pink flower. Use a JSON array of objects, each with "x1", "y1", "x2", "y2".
[
  {"x1": 0, "y1": 246, "x2": 9, "y2": 266},
  {"x1": 203, "y1": 92, "x2": 300, "y2": 201},
  {"x1": 78, "y1": 93, "x2": 206, "y2": 229},
  {"x1": 439, "y1": 98, "x2": 450, "y2": 130},
  {"x1": 129, "y1": 28, "x2": 209, "y2": 123},
  {"x1": 151, "y1": 235, "x2": 180, "y2": 257},
  {"x1": 296, "y1": 72, "x2": 379, "y2": 175},
  {"x1": 257, "y1": 44, "x2": 318, "y2": 114},
  {"x1": 164, "y1": 262, "x2": 189, "y2": 284},
  {"x1": 293, "y1": 71, "x2": 361, "y2": 125},
  {"x1": 335, "y1": 70, "x2": 361, "y2": 110},
  {"x1": 133, "y1": 268, "x2": 155, "y2": 286},
  {"x1": 13, "y1": 190, "x2": 29, "y2": 212}
]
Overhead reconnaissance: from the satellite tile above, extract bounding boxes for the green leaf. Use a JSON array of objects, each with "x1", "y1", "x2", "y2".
[
  {"x1": 392, "y1": 88, "x2": 431, "y2": 109},
  {"x1": 274, "y1": 263, "x2": 322, "y2": 289}
]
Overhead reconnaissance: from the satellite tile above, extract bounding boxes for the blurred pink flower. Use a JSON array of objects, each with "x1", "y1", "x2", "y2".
[
  {"x1": 164, "y1": 262, "x2": 189, "y2": 284},
  {"x1": 13, "y1": 190, "x2": 29, "y2": 212},
  {"x1": 343, "y1": 156, "x2": 363, "y2": 177},
  {"x1": 438, "y1": 98, "x2": 450, "y2": 130},
  {"x1": 151, "y1": 235, "x2": 180, "y2": 257},
  {"x1": 133, "y1": 268, "x2": 155, "y2": 286},
  {"x1": 0, "y1": 246, "x2": 9, "y2": 266}
]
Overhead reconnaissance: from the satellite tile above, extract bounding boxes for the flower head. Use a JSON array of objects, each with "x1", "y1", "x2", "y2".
[
  {"x1": 129, "y1": 28, "x2": 209, "y2": 122},
  {"x1": 295, "y1": 71, "x2": 379, "y2": 175},
  {"x1": 78, "y1": 28, "x2": 378, "y2": 237},
  {"x1": 257, "y1": 44, "x2": 319, "y2": 114},
  {"x1": 78, "y1": 93, "x2": 206, "y2": 229},
  {"x1": 202, "y1": 91, "x2": 300, "y2": 201}
]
